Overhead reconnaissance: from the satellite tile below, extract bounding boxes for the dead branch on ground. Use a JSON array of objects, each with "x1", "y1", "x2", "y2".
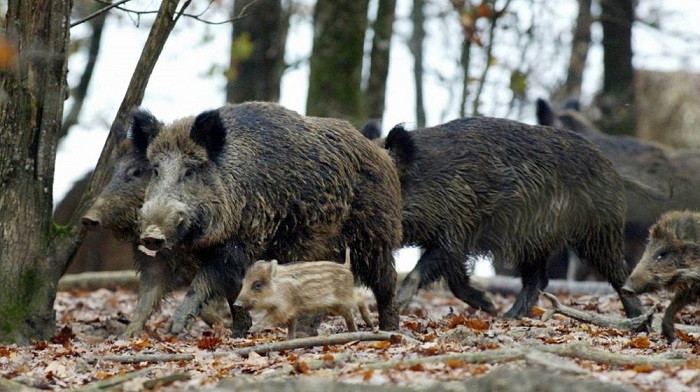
[{"x1": 540, "y1": 292, "x2": 653, "y2": 331}]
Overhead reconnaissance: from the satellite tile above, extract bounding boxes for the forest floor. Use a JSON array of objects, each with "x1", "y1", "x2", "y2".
[{"x1": 0, "y1": 282, "x2": 698, "y2": 391}]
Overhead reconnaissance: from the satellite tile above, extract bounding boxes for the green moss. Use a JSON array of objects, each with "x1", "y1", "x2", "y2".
[
  {"x1": 0, "y1": 268, "x2": 41, "y2": 334},
  {"x1": 51, "y1": 222, "x2": 71, "y2": 235}
]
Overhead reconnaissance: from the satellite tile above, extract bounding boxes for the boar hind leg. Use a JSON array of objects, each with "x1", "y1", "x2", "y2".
[
  {"x1": 662, "y1": 291, "x2": 692, "y2": 342},
  {"x1": 360, "y1": 247, "x2": 399, "y2": 331},
  {"x1": 396, "y1": 247, "x2": 452, "y2": 310},
  {"x1": 123, "y1": 253, "x2": 169, "y2": 338},
  {"x1": 576, "y1": 241, "x2": 645, "y2": 319},
  {"x1": 504, "y1": 257, "x2": 549, "y2": 319},
  {"x1": 339, "y1": 308, "x2": 358, "y2": 333},
  {"x1": 286, "y1": 318, "x2": 297, "y2": 340}
]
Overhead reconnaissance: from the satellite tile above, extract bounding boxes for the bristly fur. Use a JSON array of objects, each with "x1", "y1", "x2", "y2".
[
  {"x1": 386, "y1": 115, "x2": 644, "y2": 320},
  {"x1": 536, "y1": 99, "x2": 700, "y2": 270}
]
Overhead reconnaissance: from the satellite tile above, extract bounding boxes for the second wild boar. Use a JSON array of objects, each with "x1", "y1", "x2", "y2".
[
  {"x1": 622, "y1": 210, "x2": 700, "y2": 341},
  {"x1": 374, "y1": 118, "x2": 644, "y2": 319},
  {"x1": 235, "y1": 248, "x2": 372, "y2": 339},
  {"x1": 134, "y1": 102, "x2": 402, "y2": 332}
]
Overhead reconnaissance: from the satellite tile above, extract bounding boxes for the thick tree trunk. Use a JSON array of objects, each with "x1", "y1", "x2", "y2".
[
  {"x1": 306, "y1": 0, "x2": 369, "y2": 126},
  {"x1": 554, "y1": 0, "x2": 592, "y2": 103},
  {"x1": 596, "y1": 0, "x2": 636, "y2": 136},
  {"x1": 226, "y1": 0, "x2": 288, "y2": 103},
  {"x1": 365, "y1": 0, "x2": 397, "y2": 122},
  {"x1": 409, "y1": 0, "x2": 426, "y2": 127},
  {"x1": 0, "y1": 0, "x2": 72, "y2": 344}
]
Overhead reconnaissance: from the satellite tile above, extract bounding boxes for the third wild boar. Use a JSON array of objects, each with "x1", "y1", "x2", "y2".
[
  {"x1": 536, "y1": 99, "x2": 700, "y2": 275},
  {"x1": 369, "y1": 118, "x2": 644, "y2": 319},
  {"x1": 622, "y1": 210, "x2": 700, "y2": 341},
  {"x1": 235, "y1": 248, "x2": 372, "y2": 339},
  {"x1": 134, "y1": 102, "x2": 402, "y2": 332}
]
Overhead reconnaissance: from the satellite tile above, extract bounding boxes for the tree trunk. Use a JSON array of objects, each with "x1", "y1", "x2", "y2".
[
  {"x1": 226, "y1": 0, "x2": 289, "y2": 103},
  {"x1": 409, "y1": 0, "x2": 426, "y2": 127},
  {"x1": 554, "y1": 0, "x2": 592, "y2": 103},
  {"x1": 365, "y1": 0, "x2": 397, "y2": 122},
  {"x1": 0, "y1": 0, "x2": 72, "y2": 345},
  {"x1": 596, "y1": 0, "x2": 636, "y2": 136},
  {"x1": 306, "y1": 0, "x2": 369, "y2": 126}
]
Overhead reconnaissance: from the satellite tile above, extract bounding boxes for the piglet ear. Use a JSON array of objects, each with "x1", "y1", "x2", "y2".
[
  {"x1": 128, "y1": 108, "x2": 162, "y2": 155},
  {"x1": 269, "y1": 260, "x2": 278, "y2": 277},
  {"x1": 191, "y1": 109, "x2": 226, "y2": 163}
]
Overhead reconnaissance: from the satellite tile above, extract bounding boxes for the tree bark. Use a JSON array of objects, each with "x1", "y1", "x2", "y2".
[
  {"x1": 306, "y1": 0, "x2": 369, "y2": 126},
  {"x1": 226, "y1": 0, "x2": 288, "y2": 103},
  {"x1": 365, "y1": 0, "x2": 397, "y2": 122},
  {"x1": 409, "y1": 0, "x2": 426, "y2": 127},
  {"x1": 554, "y1": 0, "x2": 592, "y2": 103},
  {"x1": 0, "y1": 0, "x2": 72, "y2": 344},
  {"x1": 596, "y1": 0, "x2": 636, "y2": 136}
]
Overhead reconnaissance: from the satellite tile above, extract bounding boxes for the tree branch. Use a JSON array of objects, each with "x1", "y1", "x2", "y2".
[{"x1": 540, "y1": 292, "x2": 653, "y2": 331}]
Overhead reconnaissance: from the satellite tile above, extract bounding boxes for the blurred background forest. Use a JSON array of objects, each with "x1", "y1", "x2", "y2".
[{"x1": 4, "y1": 0, "x2": 699, "y2": 273}]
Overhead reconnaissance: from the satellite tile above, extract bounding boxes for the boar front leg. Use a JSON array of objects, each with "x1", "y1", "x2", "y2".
[
  {"x1": 170, "y1": 243, "x2": 252, "y2": 336},
  {"x1": 123, "y1": 251, "x2": 170, "y2": 338},
  {"x1": 662, "y1": 290, "x2": 693, "y2": 342}
]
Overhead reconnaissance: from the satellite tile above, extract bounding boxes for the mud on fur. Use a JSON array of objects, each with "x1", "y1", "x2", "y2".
[
  {"x1": 235, "y1": 248, "x2": 373, "y2": 340},
  {"x1": 622, "y1": 210, "x2": 700, "y2": 342}
]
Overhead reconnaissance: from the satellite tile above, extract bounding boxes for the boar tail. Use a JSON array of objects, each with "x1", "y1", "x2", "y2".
[
  {"x1": 385, "y1": 124, "x2": 416, "y2": 166},
  {"x1": 343, "y1": 247, "x2": 352, "y2": 269}
]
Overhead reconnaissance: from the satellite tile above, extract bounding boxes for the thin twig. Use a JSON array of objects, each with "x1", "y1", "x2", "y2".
[
  {"x1": 71, "y1": 0, "x2": 132, "y2": 28},
  {"x1": 71, "y1": 368, "x2": 151, "y2": 391},
  {"x1": 540, "y1": 292, "x2": 653, "y2": 331}
]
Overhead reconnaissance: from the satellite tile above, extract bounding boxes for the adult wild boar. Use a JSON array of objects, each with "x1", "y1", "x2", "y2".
[
  {"x1": 81, "y1": 116, "x2": 233, "y2": 337},
  {"x1": 536, "y1": 99, "x2": 700, "y2": 273},
  {"x1": 374, "y1": 119, "x2": 644, "y2": 319},
  {"x1": 135, "y1": 102, "x2": 402, "y2": 332},
  {"x1": 622, "y1": 210, "x2": 700, "y2": 341}
]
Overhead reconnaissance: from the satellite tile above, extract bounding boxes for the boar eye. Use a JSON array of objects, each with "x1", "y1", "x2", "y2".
[
  {"x1": 252, "y1": 281, "x2": 264, "y2": 291},
  {"x1": 152, "y1": 165, "x2": 159, "y2": 177},
  {"x1": 657, "y1": 251, "x2": 668, "y2": 260},
  {"x1": 184, "y1": 168, "x2": 194, "y2": 178},
  {"x1": 131, "y1": 168, "x2": 142, "y2": 178}
]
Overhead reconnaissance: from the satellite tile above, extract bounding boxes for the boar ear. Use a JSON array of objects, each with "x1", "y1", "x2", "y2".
[
  {"x1": 360, "y1": 119, "x2": 382, "y2": 140},
  {"x1": 535, "y1": 98, "x2": 556, "y2": 126},
  {"x1": 676, "y1": 214, "x2": 698, "y2": 241},
  {"x1": 385, "y1": 124, "x2": 416, "y2": 166},
  {"x1": 191, "y1": 109, "x2": 226, "y2": 163},
  {"x1": 269, "y1": 260, "x2": 278, "y2": 277},
  {"x1": 129, "y1": 108, "x2": 162, "y2": 155},
  {"x1": 650, "y1": 223, "x2": 676, "y2": 243}
]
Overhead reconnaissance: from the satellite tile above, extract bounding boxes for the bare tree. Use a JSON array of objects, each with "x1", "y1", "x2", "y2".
[
  {"x1": 306, "y1": 0, "x2": 370, "y2": 125},
  {"x1": 554, "y1": 0, "x2": 593, "y2": 103},
  {"x1": 0, "y1": 0, "x2": 187, "y2": 344},
  {"x1": 409, "y1": 0, "x2": 426, "y2": 127},
  {"x1": 226, "y1": 0, "x2": 289, "y2": 103},
  {"x1": 595, "y1": 0, "x2": 636, "y2": 136},
  {"x1": 365, "y1": 0, "x2": 397, "y2": 122}
]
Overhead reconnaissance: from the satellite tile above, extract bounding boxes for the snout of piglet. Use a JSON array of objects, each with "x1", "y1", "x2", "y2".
[{"x1": 138, "y1": 198, "x2": 189, "y2": 254}]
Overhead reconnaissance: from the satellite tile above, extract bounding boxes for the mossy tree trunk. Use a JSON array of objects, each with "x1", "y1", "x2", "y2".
[
  {"x1": 306, "y1": 0, "x2": 369, "y2": 126},
  {"x1": 0, "y1": 0, "x2": 72, "y2": 345},
  {"x1": 596, "y1": 0, "x2": 636, "y2": 136},
  {"x1": 365, "y1": 0, "x2": 397, "y2": 122},
  {"x1": 226, "y1": 0, "x2": 289, "y2": 103}
]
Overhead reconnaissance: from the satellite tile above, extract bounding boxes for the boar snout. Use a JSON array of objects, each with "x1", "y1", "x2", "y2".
[
  {"x1": 81, "y1": 215, "x2": 101, "y2": 230},
  {"x1": 140, "y1": 225, "x2": 166, "y2": 251},
  {"x1": 620, "y1": 284, "x2": 636, "y2": 297}
]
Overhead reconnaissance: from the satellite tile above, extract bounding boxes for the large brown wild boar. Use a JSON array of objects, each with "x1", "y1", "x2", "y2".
[
  {"x1": 80, "y1": 115, "x2": 234, "y2": 337},
  {"x1": 134, "y1": 102, "x2": 402, "y2": 333},
  {"x1": 622, "y1": 210, "x2": 700, "y2": 341},
  {"x1": 235, "y1": 248, "x2": 372, "y2": 339},
  {"x1": 366, "y1": 118, "x2": 644, "y2": 319}
]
